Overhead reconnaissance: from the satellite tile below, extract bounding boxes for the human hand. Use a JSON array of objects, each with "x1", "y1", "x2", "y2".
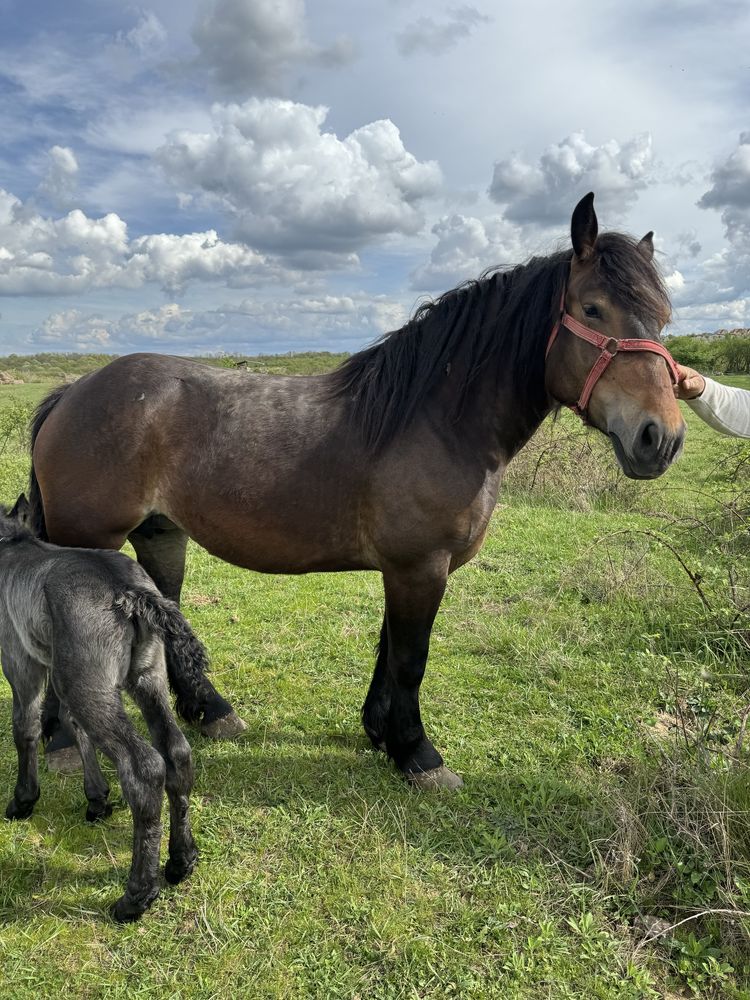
[{"x1": 674, "y1": 364, "x2": 705, "y2": 400}]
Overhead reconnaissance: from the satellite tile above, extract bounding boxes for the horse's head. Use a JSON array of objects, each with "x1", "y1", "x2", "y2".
[{"x1": 545, "y1": 193, "x2": 685, "y2": 480}]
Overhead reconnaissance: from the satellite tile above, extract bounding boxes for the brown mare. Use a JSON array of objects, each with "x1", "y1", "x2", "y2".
[{"x1": 29, "y1": 193, "x2": 686, "y2": 789}]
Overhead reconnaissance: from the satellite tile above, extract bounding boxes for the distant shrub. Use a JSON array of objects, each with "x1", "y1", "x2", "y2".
[
  {"x1": 503, "y1": 411, "x2": 643, "y2": 511},
  {"x1": 667, "y1": 333, "x2": 750, "y2": 374},
  {"x1": 0, "y1": 399, "x2": 34, "y2": 455}
]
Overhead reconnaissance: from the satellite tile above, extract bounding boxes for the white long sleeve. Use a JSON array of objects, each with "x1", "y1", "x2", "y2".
[{"x1": 687, "y1": 377, "x2": 750, "y2": 438}]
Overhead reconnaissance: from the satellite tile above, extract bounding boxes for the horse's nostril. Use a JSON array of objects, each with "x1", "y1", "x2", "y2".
[{"x1": 639, "y1": 420, "x2": 662, "y2": 455}]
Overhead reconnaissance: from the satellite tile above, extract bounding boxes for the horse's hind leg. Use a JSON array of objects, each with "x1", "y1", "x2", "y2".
[
  {"x1": 2, "y1": 653, "x2": 44, "y2": 820},
  {"x1": 128, "y1": 516, "x2": 188, "y2": 605},
  {"x1": 128, "y1": 642, "x2": 198, "y2": 886},
  {"x1": 128, "y1": 516, "x2": 246, "y2": 739},
  {"x1": 380, "y1": 561, "x2": 463, "y2": 791},
  {"x1": 42, "y1": 687, "x2": 83, "y2": 774},
  {"x1": 58, "y1": 705, "x2": 111, "y2": 822}
]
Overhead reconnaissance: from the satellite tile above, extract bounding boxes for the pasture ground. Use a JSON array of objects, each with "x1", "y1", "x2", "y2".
[{"x1": 0, "y1": 361, "x2": 749, "y2": 998}]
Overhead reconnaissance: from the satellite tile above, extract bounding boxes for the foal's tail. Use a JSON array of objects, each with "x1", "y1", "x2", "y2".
[
  {"x1": 28, "y1": 384, "x2": 71, "y2": 541},
  {"x1": 116, "y1": 588, "x2": 212, "y2": 724}
]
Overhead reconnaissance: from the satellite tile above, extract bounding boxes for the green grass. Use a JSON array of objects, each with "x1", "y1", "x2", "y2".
[{"x1": 0, "y1": 364, "x2": 749, "y2": 997}]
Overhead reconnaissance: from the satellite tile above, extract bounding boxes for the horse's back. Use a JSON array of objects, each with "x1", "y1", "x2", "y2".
[{"x1": 32, "y1": 353, "x2": 372, "y2": 569}]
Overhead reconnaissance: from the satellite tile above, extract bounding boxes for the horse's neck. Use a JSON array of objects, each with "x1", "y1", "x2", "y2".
[{"x1": 423, "y1": 349, "x2": 551, "y2": 472}]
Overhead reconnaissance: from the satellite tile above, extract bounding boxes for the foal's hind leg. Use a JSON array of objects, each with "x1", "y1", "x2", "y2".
[
  {"x1": 379, "y1": 561, "x2": 463, "y2": 791},
  {"x1": 128, "y1": 643, "x2": 197, "y2": 886},
  {"x1": 76, "y1": 696, "x2": 166, "y2": 922},
  {"x1": 58, "y1": 705, "x2": 111, "y2": 822},
  {"x1": 128, "y1": 516, "x2": 246, "y2": 740},
  {"x1": 2, "y1": 653, "x2": 44, "y2": 819}
]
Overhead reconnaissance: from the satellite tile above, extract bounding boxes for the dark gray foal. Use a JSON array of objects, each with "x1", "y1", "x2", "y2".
[{"x1": 0, "y1": 496, "x2": 199, "y2": 922}]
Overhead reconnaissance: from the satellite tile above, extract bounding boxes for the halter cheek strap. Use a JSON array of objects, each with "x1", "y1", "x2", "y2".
[{"x1": 545, "y1": 291, "x2": 680, "y2": 421}]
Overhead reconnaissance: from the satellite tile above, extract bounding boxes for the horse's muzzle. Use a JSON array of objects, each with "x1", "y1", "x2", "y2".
[{"x1": 608, "y1": 418, "x2": 685, "y2": 480}]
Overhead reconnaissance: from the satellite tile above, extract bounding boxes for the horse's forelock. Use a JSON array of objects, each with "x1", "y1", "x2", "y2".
[{"x1": 593, "y1": 233, "x2": 672, "y2": 329}]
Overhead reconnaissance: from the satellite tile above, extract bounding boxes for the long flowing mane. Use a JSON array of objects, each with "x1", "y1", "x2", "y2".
[{"x1": 328, "y1": 234, "x2": 671, "y2": 452}]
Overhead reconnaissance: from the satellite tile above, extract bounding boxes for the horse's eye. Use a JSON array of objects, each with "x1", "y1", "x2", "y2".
[{"x1": 583, "y1": 305, "x2": 600, "y2": 319}]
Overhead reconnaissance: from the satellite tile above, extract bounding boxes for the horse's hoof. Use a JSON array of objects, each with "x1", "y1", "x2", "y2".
[
  {"x1": 46, "y1": 746, "x2": 83, "y2": 774},
  {"x1": 200, "y1": 710, "x2": 248, "y2": 740},
  {"x1": 405, "y1": 765, "x2": 464, "y2": 790},
  {"x1": 6, "y1": 798, "x2": 35, "y2": 820}
]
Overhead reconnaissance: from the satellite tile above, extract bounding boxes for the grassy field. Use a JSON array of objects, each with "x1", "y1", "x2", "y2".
[{"x1": 0, "y1": 361, "x2": 749, "y2": 998}]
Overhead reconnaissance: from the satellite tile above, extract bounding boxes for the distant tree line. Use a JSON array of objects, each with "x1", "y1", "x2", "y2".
[{"x1": 667, "y1": 334, "x2": 750, "y2": 374}]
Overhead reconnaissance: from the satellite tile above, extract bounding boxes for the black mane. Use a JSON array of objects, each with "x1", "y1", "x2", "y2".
[{"x1": 328, "y1": 233, "x2": 671, "y2": 452}]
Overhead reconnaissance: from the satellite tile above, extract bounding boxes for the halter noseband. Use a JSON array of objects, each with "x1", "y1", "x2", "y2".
[{"x1": 545, "y1": 291, "x2": 680, "y2": 421}]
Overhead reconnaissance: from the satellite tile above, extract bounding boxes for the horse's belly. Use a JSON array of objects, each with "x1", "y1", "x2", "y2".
[{"x1": 173, "y1": 504, "x2": 376, "y2": 575}]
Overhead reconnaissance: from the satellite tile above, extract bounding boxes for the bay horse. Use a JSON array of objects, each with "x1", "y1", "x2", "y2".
[{"x1": 28, "y1": 193, "x2": 685, "y2": 789}]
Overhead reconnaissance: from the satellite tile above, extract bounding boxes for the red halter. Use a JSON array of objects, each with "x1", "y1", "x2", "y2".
[{"x1": 545, "y1": 291, "x2": 680, "y2": 421}]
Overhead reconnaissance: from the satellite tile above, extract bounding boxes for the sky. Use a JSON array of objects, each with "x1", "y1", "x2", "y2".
[{"x1": 0, "y1": 0, "x2": 749, "y2": 355}]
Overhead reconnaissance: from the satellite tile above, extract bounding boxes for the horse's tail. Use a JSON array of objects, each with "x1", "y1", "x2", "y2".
[
  {"x1": 115, "y1": 588, "x2": 212, "y2": 724},
  {"x1": 28, "y1": 384, "x2": 71, "y2": 541}
]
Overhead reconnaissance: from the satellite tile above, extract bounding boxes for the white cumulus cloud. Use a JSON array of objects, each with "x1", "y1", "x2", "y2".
[
  {"x1": 0, "y1": 188, "x2": 274, "y2": 295},
  {"x1": 396, "y1": 6, "x2": 491, "y2": 56},
  {"x1": 34, "y1": 303, "x2": 188, "y2": 350},
  {"x1": 699, "y1": 133, "x2": 750, "y2": 255},
  {"x1": 673, "y1": 296, "x2": 750, "y2": 330},
  {"x1": 32, "y1": 293, "x2": 408, "y2": 353},
  {"x1": 191, "y1": 0, "x2": 353, "y2": 95},
  {"x1": 489, "y1": 131, "x2": 655, "y2": 225},
  {"x1": 156, "y1": 98, "x2": 442, "y2": 262},
  {"x1": 37, "y1": 145, "x2": 79, "y2": 209},
  {"x1": 411, "y1": 213, "x2": 525, "y2": 290},
  {"x1": 121, "y1": 11, "x2": 167, "y2": 54}
]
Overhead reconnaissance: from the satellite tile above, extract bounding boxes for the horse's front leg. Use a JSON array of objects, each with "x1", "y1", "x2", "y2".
[
  {"x1": 380, "y1": 560, "x2": 463, "y2": 790},
  {"x1": 362, "y1": 615, "x2": 389, "y2": 751}
]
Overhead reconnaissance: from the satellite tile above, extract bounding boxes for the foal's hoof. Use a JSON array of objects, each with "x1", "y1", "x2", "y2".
[
  {"x1": 165, "y1": 847, "x2": 198, "y2": 885},
  {"x1": 200, "y1": 710, "x2": 248, "y2": 740},
  {"x1": 86, "y1": 801, "x2": 113, "y2": 823},
  {"x1": 405, "y1": 765, "x2": 464, "y2": 791},
  {"x1": 46, "y1": 746, "x2": 83, "y2": 774},
  {"x1": 111, "y1": 891, "x2": 158, "y2": 924}
]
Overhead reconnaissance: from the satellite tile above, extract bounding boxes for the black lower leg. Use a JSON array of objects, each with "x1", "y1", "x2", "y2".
[
  {"x1": 164, "y1": 745, "x2": 198, "y2": 884},
  {"x1": 42, "y1": 685, "x2": 77, "y2": 754},
  {"x1": 164, "y1": 790, "x2": 197, "y2": 885},
  {"x1": 130, "y1": 683, "x2": 197, "y2": 885},
  {"x1": 381, "y1": 567, "x2": 447, "y2": 778},
  {"x1": 385, "y1": 686, "x2": 443, "y2": 774},
  {"x1": 62, "y1": 709, "x2": 111, "y2": 821},
  {"x1": 111, "y1": 747, "x2": 166, "y2": 923},
  {"x1": 6, "y1": 684, "x2": 43, "y2": 820},
  {"x1": 362, "y1": 616, "x2": 390, "y2": 749}
]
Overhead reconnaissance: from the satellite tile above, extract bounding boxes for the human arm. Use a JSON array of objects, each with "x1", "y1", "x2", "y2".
[{"x1": 675, "y1": 364, "x2": 750, "y2": 438}]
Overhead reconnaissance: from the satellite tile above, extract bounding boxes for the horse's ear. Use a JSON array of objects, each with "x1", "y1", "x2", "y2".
[
  {"x1": 571, "y1": 192, "x2": 598, "y2": 261},
  {"x1": 637, "y1": 231, "x2": 654, "y2": 261},
  {"x1": 9, "y1": 493, "x2": 30, "y2": 525}
]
